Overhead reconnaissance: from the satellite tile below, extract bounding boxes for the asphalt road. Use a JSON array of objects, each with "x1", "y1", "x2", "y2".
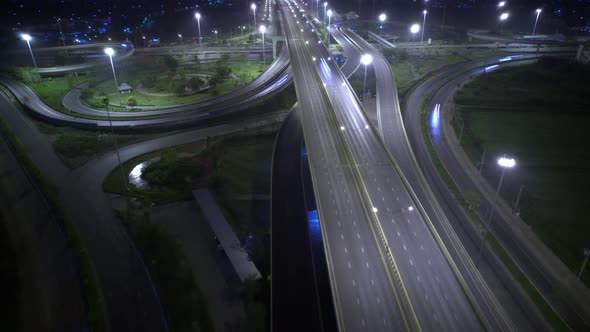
[
  {"x1": 404, "y1": 56, "x2": 590, "y2": 331},
  {"x1": 282, "y1": 1, "x2": 484, "y2": 330}
]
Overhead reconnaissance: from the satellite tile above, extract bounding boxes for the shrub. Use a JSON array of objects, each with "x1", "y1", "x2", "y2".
[{"x1": 127, "y1": 97, "x2": 137, "y2": 107}]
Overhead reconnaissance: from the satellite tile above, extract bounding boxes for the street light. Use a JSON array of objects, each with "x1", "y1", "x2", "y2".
[
  {"x1": 195, "y1": 12, "x2": 202, "y2": 51},
  {"x1": 499, "y1": 12, "x2": 509, "y2": 33},
  {"x1": 410, "y1": 23, "x2": 420, "y2": 41},
  {"x1": 360, "y1": 54, "x2": 373, "y2": 98},
  {"x1": 326, "y1": 9, "x2": 332, "y2": 44},
  {"x1": 20, "y1": 34, "x2": 38, "y2": 70},
  {"x1": 213, "y1": 29, "x2": 218, "y2": 41},
  {"x1": 378, "y1": 13, "x2": 386, "y2": 36},
  {"x1": 57, "y1": 18, "x2": 67, "y2": 49},
  {"x1": 532, "y1": 8, "x2": 542, "y2": 35},
  {"x1": 316, "y1": 0, "x2": 319, "y2": 17},
  {"x1": 251, "y1": 3, "x2": 257, "y2": 34},
  {"x1": 103, "y1": 47, "x2": 127, "y2": 192},
  {"x1": 420, "y1": 10, "x2": 428, "y2": 52},
  {"x1": 259, "y1": 25, "x2": 266, "y2": 64},
  {"x1": 498, "y1": 1, "x2": 506, "y2": 8},
  {"x1": 477, "y1": 155, "x2": 515, "y2": 263}
]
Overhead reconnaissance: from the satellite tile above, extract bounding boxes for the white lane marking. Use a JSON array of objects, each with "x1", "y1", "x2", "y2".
[
  {"x1": 352, "y1": 279, "x2": 356, "y2": 287},
  {"x1": 357, "y1": 297, "x2": 360, "y2": 305},
  {"x1": 377, "y1": 186, "x2": 381, "y2": 192},
  {"x1": 403, "y1": 244, "x2": 407, "y2": 251},
  {"x1": 427, "y1": 259, "x2": 432, "y2": 265},
  {"x1": 338, "y1": 221, "x2": 341, "y2": 227},
  {"x1": 433, "y1": 314, "x2": 438, "y2": 322},
  {"x1": 386, "y1": 207, "x2": 390, "y2": 212},
  {"x1": 417, "y1": 275, "x2": 421, "y2": 283},
  {"x1": 366, "y1": 262, "x2": 369, "y2": 269},
  {"x1": 353, "y1": 220, "x2": 357, "y2": 226},
  {"x1": 341, "y1": 233, "x2": 344, "y2": 240},
  {"x1": 362, "y1": 319, "x2": 366, "y2": 327},
  {"x1": 344, "y1": 247, "x2": 348, "y2": 254},
  {"x1": 376, "y1": 297, "x2": 380, "y2": 304},
  {"x1": 391, "y1": 218, "x2": 395, "y2": 224},
  {"x1": 357, "y1": 233, "x2": 360, "y2": 239},
  {"x1": 420, "y1": 245, "x2": 424, "y2": 250},
  {"x1": 410, "y1": 259, "x2": 414, "y2": 266},
  {"x1": 348, "y1": 262, "x2": 352, "y2": 269},
  {"x1": 383, "y1": 318, "x2": 387, "y2": 326},
  {"x1": 371, "y1": 279, "x2": 374, "y2": 286},
  {"x1": 413, "y1": 231, "x2": 417, "y2": 237},
  {"x1": 435, "y1": 275, "x2": 440, "y2": 282},
  {"x1": 397, "y1": 231, "x2": 401, "y2": 237},
  {"x1": 361, "y1": 247, "x2": 365, "y2": 253},
  {"x1": 381, "y1": 196, "x2": 385, "y2": 202}
]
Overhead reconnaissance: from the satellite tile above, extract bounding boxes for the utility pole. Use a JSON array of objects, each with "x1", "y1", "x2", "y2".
[{"x1": 513, "y1": 185, "x2": 525, "y2": 215}]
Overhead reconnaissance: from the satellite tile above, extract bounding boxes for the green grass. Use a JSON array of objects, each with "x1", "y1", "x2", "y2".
[
  {"x1": 453, "y1": 59, "x2": 590, "y2": 289},
  {"x1": 85, "y1": 60, "x2": 269, "y2": 109},
  {"x1": 35, "y1": 121, "x2": 154, "y2": 168},
  {"x1": 28, "y1": 76, "x2": 89, "y2": 113},
  {"x1": 119, "y1": 208, "x2": 213, "y2": 332}
]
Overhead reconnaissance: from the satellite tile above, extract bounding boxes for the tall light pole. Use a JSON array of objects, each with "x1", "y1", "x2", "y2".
[
  {"x1": 103, "y1": 47, "x2": 128, "y2": 192},
  {"x1": 420, "y1": 10, "x2": 428, "y2": 52},
  {"x1": 477, "y1": 156, "x2": 516, "y2": 263},
  {"x1": 360, "y1": 54, "x2": 373, "y2": 98},
  {"x1": 378, "y1": 13, "x2": 386, "y2": 36},
  {"x1": 57, "y1": 18, "x2": 67, "y2": 49},
  {"x1": 326, "y1": 9, "x2": 332, "y2": 44},
  {"x1": 21, "y1": 34, "x2": 38, "y2": 70},
  {"x1": 251, "y1": 3, "x2": 257, "y2": 34},
  {"x1": 213, "y1": 29, "x2": 218, "y2": 41},
  {"x1": 195, "y1": 12, "x2": 202, "y2": 51},
  {"x1": 323, "y1": 2, "x2": 328, "y2": 22},
  {"x1": 579, "y1": 248, "x2": 590, "y2": 280},
  {"x1": 499, "y1": 12, "x2": 509, "y2": 34},
  {"x1": 410, "y1": 23, "x2": 420, "y2": 42},
  {"x1": 532, "y1": 8, "x2": 542, "y2": 35},
  {"x1": 259, "y1": 25, "x2": 266, "y2": 64}
]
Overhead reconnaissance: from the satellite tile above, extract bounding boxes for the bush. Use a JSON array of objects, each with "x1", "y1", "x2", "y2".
[
  {"x1": 173, "y1": 82, "x2": 186, "y2": 96},
  {"x1": 92, "y1": 96, "x2": 109, "y2": 108},
  {"x1": 163, "y1": 55, "x2": 178, "y2": 72},
  {"x1": 127, "y1": 97, "x2": 137, "y2": 107},
  {"x1": 14, "y1": 67, "x2": 40, "y2": 84},
  {"x1": 188, "y1": 76, "x2": 204, "y2": 91}
]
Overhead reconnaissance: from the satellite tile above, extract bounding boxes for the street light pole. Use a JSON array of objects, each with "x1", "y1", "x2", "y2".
[
  {"x1": 410, "y1": 23, "x2": 420, "y2": 42},
  {"x1": 260, "y1": 25, "x2": 266, "y2": 64},
  {"x1": 420, "y1": 10, "x2": 427, "y2": 52},
  {"x1": 195, "y1": 13, "x2": 202, "y2": 51},
  {"x1": 579, "y1": 249, "x2": 590, "y2": 280},
  {"x1": 21, "y1": 34, "x2": 38, "y2": 70},
  {"x1": 360, "y1": 54, "x2": 373, "y2": 99},
  {"x1": 104, "y1": 47, "x2": 128, "y2": 192},
  {"x1": 323, "y1": 2, "x2": 328, "y2": 23},
  {"x1": 476, "y1": 156, "x2": 516, "y2": 264},
  {"x1": 532, "y1": 9, "x2": 542, "y2": 35},
  {"x1": 252, "y1": 3, "x2": 257, "y2": 34},
  {"x1": 57, "y1": 18, "x2": 67, "y2": 49},
  {"x1": 326, "y1": 10, "x2": 332, "y2": 44},
  {"x1": 378, "y1": 13, "x2": 386, "y2": 36}
]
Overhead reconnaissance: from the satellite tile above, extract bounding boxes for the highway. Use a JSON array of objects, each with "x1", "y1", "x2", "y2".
[
  {"x1": 282, "y1": 0, "x2": 485, "y2": 330},
  {"x1": 336, "y1": 25, "x2": 519, "y2": 331}
]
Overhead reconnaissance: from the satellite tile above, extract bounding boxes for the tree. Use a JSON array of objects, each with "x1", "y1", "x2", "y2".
[
  {"x1": 163, "y1": 55, "x2": 178, "y2": 72},
  {"x1": 127, "y1": 97, "x2": 137, "y2": 107},
  {"x1": 188, "y1": 76, "x2": 204, "y2": 91},
  {"x1": 215, "y1": 63, "x2": 232, "y2": 78},
  {"x1": 173, "y1": 81, "x2": 186, "y2": 96},
  {"x1": 14, "y1": 67, "x2": 40, "y2": 84},
  {"x1": 92, "y1": 96, "x2": 109, "y2": 108}
]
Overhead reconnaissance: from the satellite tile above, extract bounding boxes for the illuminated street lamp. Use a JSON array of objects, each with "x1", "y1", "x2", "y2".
[
  {"x1": 103, "y1": 47, "x2": 127, "y2": 192},
  {"x1": 498, "y1": 1, "x2": 506, "y2": 8},
  {"x1": 195, "y1": 12, "x2": 202, "y2": 50},
  {"x1": 499, "y1": 12, "x2": 509, "y2": 33},
  {"x1": 57, "y1": 18, "x2": 67, "y2": 49},
  {"x1": 213, "y1": 29, "x2": 218, "y2": 41},
  {"x1": 420, "y1": 10, "x2": 427, "y2": 52},
  {"x1": 251, "y1": 3, "x2": 257, "y2": 34},
  {"x1": 410, "y1": 23, "x2": 420, "y2": 41},
  {"x1": 326, "y1": 9, "x2": 332, "y2": 44},
  {"x1": 260, "y1": 25, "x2": 266, "y2": 64},
  {"x1": 20, "y1": 34, "x2": 38, "y2": 70},
  {"x1": 360, "y1": 54, "x2": 373, "y2": 98},
  {"x1": 378, "y1": 13, "x2": 386, "y2": 36},
  {"x1": 532, "y1": 8, "x2": 542, "y2": 35}
]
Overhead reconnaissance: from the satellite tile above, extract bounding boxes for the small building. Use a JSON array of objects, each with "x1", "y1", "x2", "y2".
[{"x1": 118, "y1": 83, "x2": 132, "y2": 93}]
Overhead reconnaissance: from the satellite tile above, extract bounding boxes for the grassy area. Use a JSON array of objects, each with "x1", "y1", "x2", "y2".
[
  {"x1": 84, "y1": 60, "x2": 269, "y2": 109},
  {"x1": 35, "y1": 121, "x2": 155, "y2": 168},
  {"x1": 119, "y1": 207, "x2": 213, "y2": 332},
  {"x1": 418, "y1": 82, "x2": 570, "y2": 331},
  {"x1": 28, "y1": 76, "x2": 89, "y2": 113},
  {"x1": 452, "y1": 58, "x2": 590, "y2": 289}
]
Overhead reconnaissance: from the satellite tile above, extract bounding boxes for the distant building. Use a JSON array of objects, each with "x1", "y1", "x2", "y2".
[{"x1": 118, "y1": 83, "x2": 132, "y2": 93}]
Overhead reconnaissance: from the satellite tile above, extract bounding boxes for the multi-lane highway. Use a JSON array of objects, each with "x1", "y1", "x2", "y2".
[{"x1": 280, "y1": 0, "x2": 487, "y2": 330}]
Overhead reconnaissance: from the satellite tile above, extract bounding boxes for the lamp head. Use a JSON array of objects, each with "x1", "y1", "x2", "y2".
[
  {"x1": 423, "y1": 10, "x2": 427, "y2": 15},
  {"x1": 500, "y1": 12, "x2": 509, "y2": 21},
  {"x1": 536, "y1": 8, "x2": 542, "y2": 14},
  {"x1": 324, "y1": 2, "x2": 327, "y2": 7},
  {"x1": 498, "y1": 1, "x2": 506, "y2": 7},
  {"x1": 327, "y1": 9, "x2": 332, "y2": 17},
  {"x1": 259, "y1": 25, "x2": 266, "y2": 33},
  {"x1": 104, "y1": 47, "x2": 115, "y2": 56},
  {"x1": 497, "y1": 156, "x2": 516, "y2": 168},
  {"x1": 410, "y1": 24, "x2": 420, "y2": 34},
  {"x1": 360, "y1": 54, "x2": 373, "y2": 65},
  {"x1": 21, "y1": 33, "x2": 32, "y2": 41},
  {"x1": 251, "y1": 3, "x2": 256, "y2": 10},
  {"x1": 195, "y1": 12, "x2": 201, "y2": 19},
  {"x1": 379, "y1": 13, "x2": 386, "y2": 22}
]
